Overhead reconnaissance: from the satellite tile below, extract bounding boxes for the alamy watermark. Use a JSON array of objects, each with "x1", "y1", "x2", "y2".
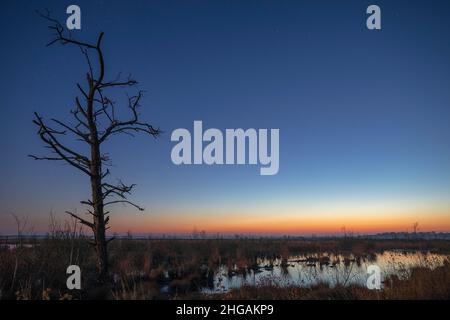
[
  {"x1": 366, "y1": 264, "x2": 381, "y2": 290},
  {"x1": 66, "y1": 265, "x2": 81, "y2": 290},
  {"x1": 170, "y1": 121, "x2": 279, "y2": 175}
]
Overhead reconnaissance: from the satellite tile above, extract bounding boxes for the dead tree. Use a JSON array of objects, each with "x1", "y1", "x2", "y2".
[{"x1": 30, "y1": 12, "x2": 161, "y2": 282}]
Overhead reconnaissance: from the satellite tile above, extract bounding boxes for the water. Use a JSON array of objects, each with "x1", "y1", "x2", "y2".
[
  {"x1": 0, "y1": 243, "x2": 36, "y2": 250},
  {"x1": 203, "y1": 251, "x2": 449, "y2": 293}
]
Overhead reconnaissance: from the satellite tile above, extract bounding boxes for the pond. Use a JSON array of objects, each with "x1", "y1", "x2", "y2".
[{"x1": 202, "y1": 250, "x2": 449, "y2": 293}]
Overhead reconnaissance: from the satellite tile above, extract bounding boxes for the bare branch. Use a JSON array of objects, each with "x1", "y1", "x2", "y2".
[
  {"x1": 79, "y1": 47, "x2": 94, "y2": 80},
  {"x1": 30, "y1": 112, "x2": 91, "y2": 175},
  {"x1": 37, "y1": 9, "x2": 98, "y2": 50},
  {"x1": 76, "y1": 83, "x2": 89, "y2": 100},
  {"x1": 102, "y1": 181, "x2": 136, "y2": 199},
  {"x1": 65, "y1": 211, "x2": 94, "y2": 229},
  {"x1": 99, "y1": 91, "x2": 161, "y2": 142},
  {"x1": 99, "y1": 79, "x2": 138, "y2": 89},
  {"x1": 51, "y1": 118, "x2": 91, "y2": 144},
  {"x1": 104, "y1": 200, "x2": 144, "y2": 211}
]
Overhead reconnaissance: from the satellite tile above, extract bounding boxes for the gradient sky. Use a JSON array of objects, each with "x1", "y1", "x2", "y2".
[{"x1": 1, "y1": 0, "x2": 450, "y2": 235}]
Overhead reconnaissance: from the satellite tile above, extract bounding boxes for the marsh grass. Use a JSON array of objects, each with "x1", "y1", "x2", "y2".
[{"x1": 1, "y1": 228, "x2": 449, "y2": 300}]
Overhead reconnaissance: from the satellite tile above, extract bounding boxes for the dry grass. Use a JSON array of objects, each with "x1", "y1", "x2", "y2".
[{"x1": 1, "y1": 231, "x2": 449, "y2": 300}]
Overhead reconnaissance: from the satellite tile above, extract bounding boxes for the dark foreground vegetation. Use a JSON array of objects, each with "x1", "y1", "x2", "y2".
[{"x1": 1, "y1": 226, "x2": 449, "y2": 300}]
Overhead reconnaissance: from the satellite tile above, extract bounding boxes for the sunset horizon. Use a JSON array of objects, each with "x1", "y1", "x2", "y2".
[
  {"x1": 2, "y1": 204, "x2": 450, "y2": 236},
  {"x1": 1, "y1": 0, "x2": 450, "y2": 304}
]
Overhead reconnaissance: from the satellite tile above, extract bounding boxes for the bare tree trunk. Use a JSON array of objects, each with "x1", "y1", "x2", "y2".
[
  {"x1": 31, "y1": 13, "x2": 161, "y2": 283},
  {"x1": 87, "y1": 70, "x2": 109, "y2": 281},
  {"x1": 90, "y1": 145, "x2": 108, "y2": 282}
]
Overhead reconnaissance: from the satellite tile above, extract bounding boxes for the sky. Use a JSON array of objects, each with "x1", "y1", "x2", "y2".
[{"x1": 1, "y1": 0, "x2": 450, "y2": 235}]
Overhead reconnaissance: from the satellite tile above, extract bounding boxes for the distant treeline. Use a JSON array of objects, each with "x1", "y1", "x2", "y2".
[{"x1": 1, "y1": 231, "x2": 450, "y2": 242}]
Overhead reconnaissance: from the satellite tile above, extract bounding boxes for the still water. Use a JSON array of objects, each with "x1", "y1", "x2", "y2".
[{"x1": 203, "y1": 251, "x2": 449, "y2": 292}]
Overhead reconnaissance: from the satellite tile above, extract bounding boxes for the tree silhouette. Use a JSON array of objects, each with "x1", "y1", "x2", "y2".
[
  {"x1": 412, "y1": 222, "x2": 419, "y2": 234},
  {"x1": 30, "y1": 11, "x2": 161, "y2": 282}
]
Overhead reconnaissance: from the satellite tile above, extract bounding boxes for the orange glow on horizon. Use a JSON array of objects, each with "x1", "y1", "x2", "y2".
[{"x1": 109, "y1": 206, "x2": 450, "y2": 235}]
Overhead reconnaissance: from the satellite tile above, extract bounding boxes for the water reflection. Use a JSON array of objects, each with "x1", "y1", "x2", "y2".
[{"x1": 204, "y1": 251, "x2": 449, "y2": 293}]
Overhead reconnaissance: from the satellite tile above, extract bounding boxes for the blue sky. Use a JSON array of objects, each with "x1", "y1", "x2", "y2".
[{"x1": 1, "y1": 0, "x2": 450, "y2": 234}]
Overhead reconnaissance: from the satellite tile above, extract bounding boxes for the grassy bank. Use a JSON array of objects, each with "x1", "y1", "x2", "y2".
[{"x1": 1, "y1": 235, "x2": 449, "y2": 300}]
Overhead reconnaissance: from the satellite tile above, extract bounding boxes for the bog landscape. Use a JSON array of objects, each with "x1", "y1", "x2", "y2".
[
  {"x1": 1, "y1": 1, "x2": 450, "y2": 301},
  {"x1": 1, "y1": 226, "x2": 450, "y2": 299}
]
